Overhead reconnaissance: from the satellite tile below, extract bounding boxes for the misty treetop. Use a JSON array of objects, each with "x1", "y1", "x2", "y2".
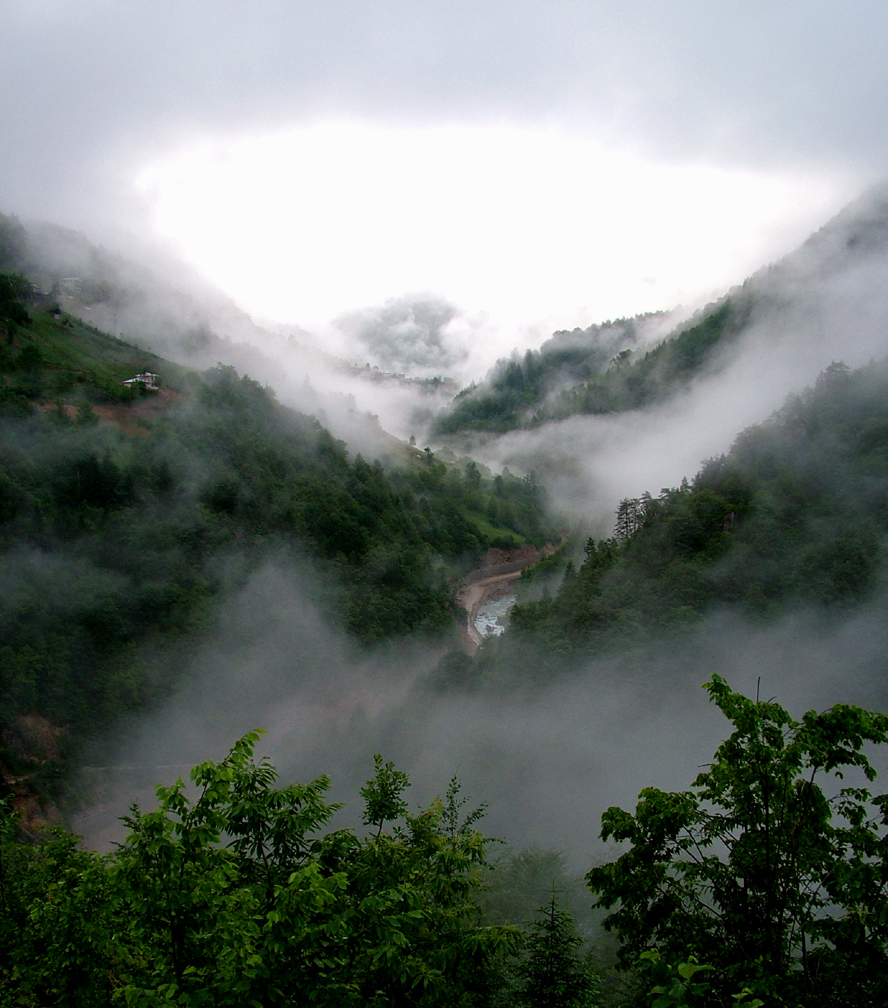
[
  {"x1": 502, "y1": 358, "x2": 888, "y2": 664},
  {"x1": 509, "y1": 894, "x2": 599, "y2": 1008},
  {"x1": 0, "y1": 214, "x2": 28, "y2": 275},
  {"x1": 335, "y1": 294, "x2": 469, "y2": 374},
  {"x1": 433, "y1": 300, "x2": 748, "y2": 438},
  {"x1": 0, "y1": 294, "x2": 556, "y2": 804},
  {"x1": 0, "y1": 273, "x2": 31, "y2": 340}
]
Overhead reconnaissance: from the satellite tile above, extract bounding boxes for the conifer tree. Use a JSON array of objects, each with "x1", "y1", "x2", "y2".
[
  {"x1": 0, "y1": 271, "x2": 30, "y2": 340},
  {"x1": 614, "y1": 497, "x2": 641, "y2": 540},
  {"x1": 515, "y1": 893, "x2": 598, "y2": 1008}
]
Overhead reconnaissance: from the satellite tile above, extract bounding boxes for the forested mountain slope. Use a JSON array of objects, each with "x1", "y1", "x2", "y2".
[
  {"x1": 0, "y1": 284, "x2": 555, "y2": 806},
  {"x1": 0, "y1": 212, "x2": 462, "y2": 458},
  {"x1": 433, "y1": 303, "x2": 735, "y2": 437},
  {"x1": 433, "y1": 185, "x2": 888, "y2": 441},
  {"x1": 443, "y1": 358, "x2": 888, "y2": 681}
]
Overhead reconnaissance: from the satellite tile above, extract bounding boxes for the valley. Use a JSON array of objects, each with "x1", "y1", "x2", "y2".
[{"x1": 5, "y1": 192, "x2": 888, "y2": 1005}]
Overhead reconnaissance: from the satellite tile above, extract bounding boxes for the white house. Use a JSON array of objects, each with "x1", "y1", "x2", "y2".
[{"x1": 122, "y1": 372, "x2": 159, "y2": 390}]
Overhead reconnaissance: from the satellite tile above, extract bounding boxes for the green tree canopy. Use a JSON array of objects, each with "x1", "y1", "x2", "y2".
[
  {"x1": 0, "y1": 733, "x2": 515, "y2": 1006},
  {"x1": 587, "y1": 676, "x2": 888, "y2": 1006}
]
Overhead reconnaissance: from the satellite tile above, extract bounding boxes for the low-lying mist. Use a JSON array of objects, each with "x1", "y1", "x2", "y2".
[
  {"x1": 74, "y1": 553, "x2": 888, "y2": 869},
  {"x1": 20, "y1": 186, "x2": 888, "y2": 496}
]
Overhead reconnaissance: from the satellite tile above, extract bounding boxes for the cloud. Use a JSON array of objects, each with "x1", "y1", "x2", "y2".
[
  {"x1": 134, "y1": 124, "x2": 845, "y2": 337},
  {"x1": 0, "y1": 3, "x2": 881, "y2": 232},
  {"x1": 0, "y1": 1, "x2": 873, "y2": 347},
  {"x1": 334, "y1": 295, "x2": 469, "y2": 374},
  {"x1": 464, "y1": 187, "x2": 888, "y2": 524}
]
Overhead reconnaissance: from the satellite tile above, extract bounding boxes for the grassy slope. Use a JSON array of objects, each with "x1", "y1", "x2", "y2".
[{"x1": 0, "y1": 303, "x2": 189, "y2": 407}]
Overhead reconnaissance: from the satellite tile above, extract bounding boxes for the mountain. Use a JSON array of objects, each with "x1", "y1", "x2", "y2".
[
  {"x1": 8, "y1": 194, "x2": 888, "y2": 1008},
  {"x1": 9, "y1": 188, "x2": 888, "y2": 811},
  {"x1": 0, "y1": 289, "x2": 556, "y2": 811},
  {"x1": 438, "y1": 357, "x2": 888, "y2": 683},
  {"x1": 0, "y1": 211, "x2": 468, "y2": 458},
  {"x1": 432, "y1": 185, "x2": 888, "y2": 442},
  {"x1": 432, "y1": 306, "x2": 706, "y2": 437},
  {"x1": 1, "y1": 212, "x2": 279, "y2": 362}
]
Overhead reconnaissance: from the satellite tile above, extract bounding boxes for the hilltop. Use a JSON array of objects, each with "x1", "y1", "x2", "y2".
[{"x1": 432, "y1": 185, "x2": 888, "y2": 442}]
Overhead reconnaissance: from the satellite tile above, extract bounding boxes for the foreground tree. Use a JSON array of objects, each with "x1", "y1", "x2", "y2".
[
  {"x1": 0, "y1": 733, "x2": 514, "y2": 1006},
  {"x1": 587, "y1": 676, "x2": 888, "y2": 1007}
]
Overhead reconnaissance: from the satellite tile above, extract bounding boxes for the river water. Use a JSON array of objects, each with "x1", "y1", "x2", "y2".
[{"x1": 473, "y1": 592, "x2": 517, "y2": 637}]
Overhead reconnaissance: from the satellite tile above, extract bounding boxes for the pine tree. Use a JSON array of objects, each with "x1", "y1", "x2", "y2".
[
  {"x1": 515, "y1": 893, "x2": 598, "y2": 1007},
  {"x1": 614, "y1": 497, "x2": 641, "y2": 540}
]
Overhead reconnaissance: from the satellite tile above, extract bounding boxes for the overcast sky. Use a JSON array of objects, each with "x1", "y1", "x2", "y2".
[{"x1": 2, "y1": 1, "x2": 886, "y2": 341}]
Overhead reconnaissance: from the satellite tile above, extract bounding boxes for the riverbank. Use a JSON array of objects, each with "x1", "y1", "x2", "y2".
[{"x1": 456, "y1": 544, "x2": 559, "y2": 653}]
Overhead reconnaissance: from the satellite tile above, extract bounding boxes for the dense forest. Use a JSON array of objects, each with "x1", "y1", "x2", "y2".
[
  {"x1": 433, "y1": 301, "x2": 748, "y2": 438},
  {"x1": 438, "y1": 358, "x2": 888, "y2": 682},
  {"x1": 0, "y1": 277, "x2": 555, "y2": 804},
  {"x1": 4, "y1": 677, "x2": 888, "y2": 1006}
]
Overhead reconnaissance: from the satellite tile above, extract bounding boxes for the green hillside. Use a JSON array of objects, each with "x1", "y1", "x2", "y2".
[
  {"x1": 0, "y1": 267, "x2": 185, "y2": 414},
  {"x1": 443, "y1": 358, "x2": 888, "y2": 680},
  {"x1": 0, "y1": 280, "x2": 556, "y2": 804},
  {"x1": 520, "y1": 359, "x2": 888, "y2": 654},
  {"x1": 433, "y1": 299, "x2": 746, "y2": 438},
  {"x1": 434, "y1": 188, "x2": 888, "y2": 443}
]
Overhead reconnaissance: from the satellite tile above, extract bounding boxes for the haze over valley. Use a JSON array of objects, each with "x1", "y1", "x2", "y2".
[{"x1": 6, "y1": 5, "x2": 888, "y2": 1004}]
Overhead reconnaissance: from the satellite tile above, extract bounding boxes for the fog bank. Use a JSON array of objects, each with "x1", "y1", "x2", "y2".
[{"x1": 74, "y1": 558, "x2": 888, "y2": 868}]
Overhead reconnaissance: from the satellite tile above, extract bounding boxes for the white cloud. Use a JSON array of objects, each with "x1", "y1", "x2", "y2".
[{"x1": 136, "y1": 122, "x2": 850, "y2": 352}]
